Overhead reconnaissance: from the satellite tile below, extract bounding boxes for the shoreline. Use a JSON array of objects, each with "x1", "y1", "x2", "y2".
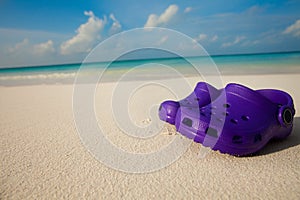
[{"x1": 1, "y1": 67, "x2": 300, "y2": 87}]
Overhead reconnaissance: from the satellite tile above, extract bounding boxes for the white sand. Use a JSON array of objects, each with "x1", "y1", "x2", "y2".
[{"x1": 1, "y1": 74, "x2": 300, "y2": 199}]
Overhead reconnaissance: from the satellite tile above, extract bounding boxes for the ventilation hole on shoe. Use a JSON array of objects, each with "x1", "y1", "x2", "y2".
[
  {"x1": 232, "y1": 135, "x2": 243, "y2": 144},
  {"x1": 230, "y1": 119, "x2": 238, "y2": 124},
  {"x1": 205, "y1": 127, "x2": 218, "y2": 138},
  {"x1": 223, "y1": 103, "x2": 230, "y2": 108},
  {"x1": 211, "y1": 106, "x2": 217, "y2": 110},
  {"x1": 182, "y1": 117, "x2": 193, "y2": 127},
  {"x1": 222, "y1": 112, "x2": 229, "y2": 116},
  {"x1": 241, "y1": 115, "x2": 249, "y2": 121},
  {"x1": 159, "y1": 105, "x2": 162, "y2": 111},
  {"x1": 210, "y1": 111, "x2": 216, "y2": 115},
  {"x1": 254, "y1": 134, "x2": 262, "y2": 143},
  {"x1": 194, "y1": 97, "x2": 200, "y2": 101}
]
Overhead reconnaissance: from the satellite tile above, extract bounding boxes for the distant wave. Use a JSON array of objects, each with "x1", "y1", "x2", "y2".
[
  {"x1": 0, "y1": 72, "x2": 77, "y2": 81},
  {"x1": 0, "y1": 72, "x2": 78, "y2": 86}
]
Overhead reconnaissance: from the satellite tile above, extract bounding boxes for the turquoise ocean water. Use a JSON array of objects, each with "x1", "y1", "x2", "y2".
[{"x1": 0, "y1": 51, "x2": 299, "y2": 86}]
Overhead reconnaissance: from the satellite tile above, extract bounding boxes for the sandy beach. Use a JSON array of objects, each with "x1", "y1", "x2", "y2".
[{"x1": 1, "y1": 73, "x2": 300, "y2": 199}]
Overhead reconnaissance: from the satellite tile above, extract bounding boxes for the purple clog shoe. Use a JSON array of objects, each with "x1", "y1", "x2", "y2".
[{"x1": 159, "y1": 82, "x2": 295, "y2": 156}]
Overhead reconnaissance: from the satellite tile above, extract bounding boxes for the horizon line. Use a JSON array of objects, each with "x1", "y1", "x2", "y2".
[{"x1": 0, "y1": 50, "x2": 300, "y2": 70}]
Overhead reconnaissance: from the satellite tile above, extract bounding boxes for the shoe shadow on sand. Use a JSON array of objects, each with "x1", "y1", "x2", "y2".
[{"x1": 256, "y1": 117, "x2": 300, "y2": 156}]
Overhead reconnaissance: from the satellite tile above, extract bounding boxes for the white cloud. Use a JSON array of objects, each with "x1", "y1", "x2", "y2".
[
  {"x1": 245, "y1": 5, "x2": 264, "y2": 15},
  {"x1": 109, "y1": 14, "x2": 121, "y2": 34},
  {"x1": 240, "y1": 39, "x2": 261, "y2": 47},
  {"x1": 144, "y1": 4, "x2": 179, "y2": 27},
  {"x1": 222, "y1": 36, "x2": 246, "y2": 47},
  {"x1": 184, "y1": 7, "x2": 192, "y2": 13},
  {"x1": 195, "y1": 34, "x2": 207, "y2": 41},
  {"x1": 60, "y1": 11, "x2": 106, "y2": 55},
  {"x1": 195, "y1": 34, "x2": 218, "y2": 42},
  {"x1": 33, "y1": 40, "x2": 55, "y2": 55},
  {"x1": 156, "y1": 35, "x2": 169, "y2": 45},
  {"x1": 211, "y1": 35, "x2": 218, "y2": 42},
  {"x1": 283, "y1": 19, "x2": 300, "y2": 37},
  {"x1": 234, "y1": 36, "x2": 246, "y2": 43},
  {"x1": 8, "y1": 39, "x2": 54, "y2": 56},
  {"x1": 8, "y1": 38, "x2": 29, "y2": 53}
]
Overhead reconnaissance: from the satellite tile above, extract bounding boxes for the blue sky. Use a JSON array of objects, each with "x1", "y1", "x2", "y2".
[{"x1": 0, "y1": 0, "x2": 300, "y2": 67}]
